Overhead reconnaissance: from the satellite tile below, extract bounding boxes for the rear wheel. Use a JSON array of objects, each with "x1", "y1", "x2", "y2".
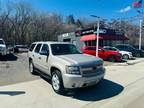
[{"x1": 51, "y1": 70, "x2": 65, "y2": 94}]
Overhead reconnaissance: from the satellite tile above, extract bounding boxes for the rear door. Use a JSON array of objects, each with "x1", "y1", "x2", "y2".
[
  {"x1": 38, "y1": 44, "x2": 50, "y2": 75},
  {"x1": 33, "y1": 43, "x2": 42, "y2": 70}
]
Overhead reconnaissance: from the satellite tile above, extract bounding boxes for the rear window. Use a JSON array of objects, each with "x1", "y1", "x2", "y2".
[{"x1": 29, "y1": 44, "x2": 36, "y2": 51}]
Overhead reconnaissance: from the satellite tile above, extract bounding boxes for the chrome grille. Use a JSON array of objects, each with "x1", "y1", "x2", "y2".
[{"x1": 80, "y1": 64, "x2": 103, "y2": 77}]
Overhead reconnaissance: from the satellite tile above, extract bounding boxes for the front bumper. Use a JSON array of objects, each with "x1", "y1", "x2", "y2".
[
  {"x1": 115, "y1": 56, "x2": 122, "y2": 61},
  {"x1": 63, "y1": 68, "x2": 105, "y2": 89},
  {"x1": 0, "y1": 50, "x2": 7, "y2": 55}
]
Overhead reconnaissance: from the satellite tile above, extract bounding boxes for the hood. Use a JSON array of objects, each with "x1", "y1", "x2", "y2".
[
  {"x1": 58, "y1": 54, "x2": 103, "y2": 66},
  {"x1": 0, "y1": 44, "x2": 6, "y2": 48}
]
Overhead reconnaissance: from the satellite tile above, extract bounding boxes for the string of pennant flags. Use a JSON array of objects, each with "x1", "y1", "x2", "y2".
[
  {"x1": 133, "y1": 0, "x2": 143, "y2": 8},
  {"x1": 117, "y1": 0, "x2": 144, "y2": 22}
]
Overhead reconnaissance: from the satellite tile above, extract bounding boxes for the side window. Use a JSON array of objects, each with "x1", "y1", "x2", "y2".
[
  {"x1": 41, "y1": 44, "x2": 49, "y2": 54},
  {"x1": 29, "y1": 44, "x2": 36, "y2": 51},
  {"x1": 104, "y1": 48, "x2": 109, "y2": 51},
  {"x1": 34, "y1": 44, "x2": 42, "y2": 53},
  {"x1": 117, "y1": 46, "x2": 123, "y2": 50},
  {"x1": 127, "y1": 46, "x2": 133, "y2": 51}
]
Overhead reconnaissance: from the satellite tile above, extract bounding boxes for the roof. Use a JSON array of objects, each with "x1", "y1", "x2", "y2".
[{"x1": 32, "y1": 41, "x2": 72, "y2": 45}]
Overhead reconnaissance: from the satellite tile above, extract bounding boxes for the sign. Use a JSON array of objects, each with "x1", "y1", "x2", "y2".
[
  {"x1": 62, "y1": 32, "x2": 74, "y2": 37},
  {"x1": 94, "y1": 29, "x2": 107, "y2": 34},
  {"x1": 75, "y1": 27, "x2": 124, "y2": 37},
  {"x1": 75, "y1": 29, "x2": 94, "y2": 36},
  {"x1": 75, "y1": 28, "x2": 107, "y2": 36}
]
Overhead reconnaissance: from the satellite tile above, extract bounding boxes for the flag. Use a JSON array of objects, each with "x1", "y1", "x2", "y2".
[{"x1": 133, "y1": 0, "x2": 143, "y2": 8}]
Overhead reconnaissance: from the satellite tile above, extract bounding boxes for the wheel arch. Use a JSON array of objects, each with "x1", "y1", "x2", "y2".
[
  {"x1": 50, "y1": 66, "x2": 62, "y2": 76},
  {"x1": 29, "y1": 57, "x2": 32, "y2": 62}
]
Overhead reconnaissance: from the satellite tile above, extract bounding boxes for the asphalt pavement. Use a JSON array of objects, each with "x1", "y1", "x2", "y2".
[
  {"x1": 0, "y1": 53, "x2": 39, "y2": 86},
  {"x1": 0, "y1": 57, "x2": 144, "y2": 108}
]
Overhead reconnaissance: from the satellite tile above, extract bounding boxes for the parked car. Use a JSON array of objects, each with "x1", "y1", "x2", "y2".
[
  {"x1": 103, "y1": 46, "x2": 133, "y2": 60},
  {"x1": 14, "y1": 45, "x2": 29, "y2": 53},
  {"x1": 81, "y1": 46, "x2": 122, "y2": 62},
  {"x1": 0, "y1": 38, "x2": 7, "y2": 56},
  {"x1": 115, "y1": 44, "x2": 144, "y2": 57},
  {"x1": 28, "y1": 42, "x2": 105, "y2": 94}
]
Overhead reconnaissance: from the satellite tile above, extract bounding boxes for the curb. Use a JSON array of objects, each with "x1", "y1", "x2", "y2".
[{"x1": 126, "y1": 58, "x2": 144, "y2": 65}]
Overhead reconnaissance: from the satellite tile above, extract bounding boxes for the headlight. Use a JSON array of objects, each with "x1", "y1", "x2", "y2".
[
  {"x1": 97, "y1": 63, "x2": 103, "y2": 69},
  {"x1": 66, "y1": 66, "x2": 81, "y2": 75},
  {"x1": 129, "y1": 52, "x2": 132, "y2": 55}
]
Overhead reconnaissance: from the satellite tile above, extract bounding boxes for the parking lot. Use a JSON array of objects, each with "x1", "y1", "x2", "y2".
[
  {"x1": 0, "y1": 53, "x2": 39, "y2": 86},
  {"x1": 0, "y1": 53, "x2": 144, "y2": 108},
  {"x1": 0, "y1": 53, "x2": 138, "y2": 86}
]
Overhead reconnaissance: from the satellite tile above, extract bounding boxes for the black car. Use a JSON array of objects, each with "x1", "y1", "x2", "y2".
[
  {"x1": 14, "y1": 45, "x2": 29, "y2": 53},
  {"x1": 115, "y1": 44, "x2": 144, "y2": 57}
]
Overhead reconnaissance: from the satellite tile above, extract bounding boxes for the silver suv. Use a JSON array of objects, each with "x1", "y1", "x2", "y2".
[{"x1": 28, "y1": 41, "x2": 105, "y2": 94}]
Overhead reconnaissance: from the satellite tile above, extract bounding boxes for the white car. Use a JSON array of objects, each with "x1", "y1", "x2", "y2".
[
  {"x1": 0, "y1": 38, "x2": 7, "y2": 56},
  {"x1": 104, "y1": 46, "x2": 133, "y2": 60}
]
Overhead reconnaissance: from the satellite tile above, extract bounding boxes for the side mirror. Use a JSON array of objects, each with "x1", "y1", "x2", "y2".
[
  {"x1": 40, "y1": 50, "x2": 49, "y2": 56},
  {"x1": 98, "y1": 49, "x2": 105, "y2": 52}
]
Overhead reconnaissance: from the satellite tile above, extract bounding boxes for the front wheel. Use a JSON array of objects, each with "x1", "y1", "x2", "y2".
[
  {"x1": 108, "y1": 56, "x2": 115, "y2": 62},
  {"x1": 29, "y1": 60, "x2": 36, "y2": 74},
  {"x1": 135, "y1": 53, "x2": 141, "y2": 57},
  {"x1": 51, "y1": 70, "x2": 65, "y2": 94},
  {"x1": 122, "y1": 54, "x2": 129, "y2": 60}
]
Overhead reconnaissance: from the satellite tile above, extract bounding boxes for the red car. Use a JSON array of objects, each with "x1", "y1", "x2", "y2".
[{"x1": 81, "y1": 46, "x2": 122, "y2": 62}]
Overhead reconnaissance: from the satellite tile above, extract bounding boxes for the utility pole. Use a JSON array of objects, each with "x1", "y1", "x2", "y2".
[
  {"x1": 96, "y1": 19, "x2": 100, "y2": 57},
  {"x1": 90, "y1": 15, "x2": 100, "y2": 57},
  {"x1": 139, "y1": 19, "x2": 142, "y2": 50}
]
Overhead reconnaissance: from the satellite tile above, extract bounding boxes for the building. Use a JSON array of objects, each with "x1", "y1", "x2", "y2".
[{"x1": 58, "y1": 27, "x2": 129, "y2": 49}]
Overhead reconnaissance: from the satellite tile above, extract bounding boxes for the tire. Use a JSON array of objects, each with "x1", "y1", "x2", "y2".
[
  {"x1": 108, "y1": 56, "x2": 115, "y2": 62},
  {"x1": 29, "y1": 60, "x2": 36, "y2": 74},
  {"x1": 51, "y1": 70, "x2": 65, "y2": 94},
  {"x1": 135, "y1": 53, "x2": 141, "y2": 57},
  {"x1": 122, "y1": 54, "x2": 129, "y2": 60}
]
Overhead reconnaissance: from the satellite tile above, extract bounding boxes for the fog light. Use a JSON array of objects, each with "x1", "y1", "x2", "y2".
[{"x1": 72, "y1": 83, "x2": 76, "y2": 87}]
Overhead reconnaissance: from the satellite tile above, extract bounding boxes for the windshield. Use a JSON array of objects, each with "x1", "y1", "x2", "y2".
[
  {"x1": 104, "y1": 47, "x2": 118, "y2": 51},
  {"x1": 0, "y1": 40, "x2": 4, "y2": 44},
  {"x1": 111, "y1": 47, "x2": 119, "y2": 51},
  {"x1": 51, "y1": 44, "x2": 82, "y2": 55}
]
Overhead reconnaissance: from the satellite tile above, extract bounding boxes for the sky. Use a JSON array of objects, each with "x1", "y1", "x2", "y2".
[{"x1": 1, "y1": 0, "x2": 143, "y2": 21}]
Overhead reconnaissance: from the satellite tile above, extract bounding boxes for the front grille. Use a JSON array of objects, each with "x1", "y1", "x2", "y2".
[
  {"x1": 80, "y1": 64, "x2": 103, "y2": 77},
  {"x1": 0, "y1": 46, "x2": 4, "y2": 50}
]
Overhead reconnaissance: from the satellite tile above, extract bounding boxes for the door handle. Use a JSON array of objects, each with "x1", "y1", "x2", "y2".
[{"x1": 38, "y1": 57, "x2": 41, "y2": 59}]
